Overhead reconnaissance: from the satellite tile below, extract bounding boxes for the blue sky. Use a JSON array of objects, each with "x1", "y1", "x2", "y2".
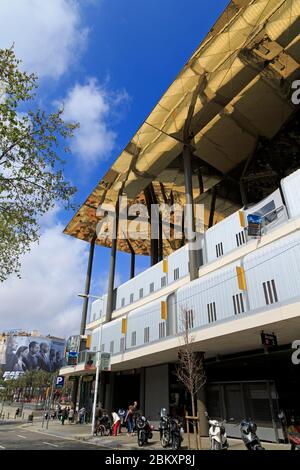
[{"x1": 0, "y1": 0, "x2": 229, "y2": 336}]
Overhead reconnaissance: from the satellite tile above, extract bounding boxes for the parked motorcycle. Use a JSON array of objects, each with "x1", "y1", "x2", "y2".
[
  {"x1": 287, "y1": 418, "x2": 300, "y2": 450},
  {"x1": 169, "y1": 416, "x2": 184, "y2": 449},
  {"x1": 205, "y1": 412, "x2": 229, "y2": 450},
  {"x1": 159, "y1": 408, "x2": 170, "y2": 448},
  {"x1": 136, "y1": 415, "x2": 154, "y2": 447},
  {"x1": 240, "y1": 418, "x2": 265, "y2": 450},
  {"x1": 159, "y1": 408, "x2": 183, "y2": 449}
]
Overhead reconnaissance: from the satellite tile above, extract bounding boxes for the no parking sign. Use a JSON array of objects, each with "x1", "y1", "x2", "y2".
[{"x1": 55, "y1": 376, "x2": 65, "y2": 389}]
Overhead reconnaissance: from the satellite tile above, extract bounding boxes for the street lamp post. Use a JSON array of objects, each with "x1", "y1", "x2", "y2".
[{"x1": 91, "y1": 324, "x2": 103, "y2": 435}]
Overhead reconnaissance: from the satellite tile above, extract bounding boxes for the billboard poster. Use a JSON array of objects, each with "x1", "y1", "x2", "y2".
[{"x1": 3, "y1": 335, "x2": 65, "y2": 375}]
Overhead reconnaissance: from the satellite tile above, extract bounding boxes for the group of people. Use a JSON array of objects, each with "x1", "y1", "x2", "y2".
[
  {"x1": 97, "y1": 400, "x2": 139, "y2": 437},
  {"x1": 6, "y1": 340, "x2": 63, "y2": 373},
  {"x1": 46, "y1": 404, "x2": 75, "y2": 424}
]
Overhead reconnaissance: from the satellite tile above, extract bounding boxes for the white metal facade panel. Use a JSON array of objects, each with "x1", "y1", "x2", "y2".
[
  {"x1": 100, "y1": 319, "x2": 123, "y2": 355},
  {"x1": 115, "y1": 260, "x2": 165, "y2": 309},
  {"x1": 126, "y1": 298, "x2": 166, "y2": 349},
  {"x1": 176, "y1": 261, "x2": 246, "y2": 330},
  {"x1": 244, "y1": 230, "x2": 300, "y2": 310},
  {"x1": 167, "y1": 245, "x2": 189, "y2": 281},
  {"x1": 281, "y1": 169, "x2": 300, "y2": 218},
  {"x1": 90, "y1": 295, "x2": 107, "y2": 323},
  {"x1": 205, "y1": 212, "x2": 244, "y2": 263}
]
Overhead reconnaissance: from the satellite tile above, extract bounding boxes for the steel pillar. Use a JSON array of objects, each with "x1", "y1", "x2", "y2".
[
  {"x1": 106, "y1": 201, "x2": 120, "y2": 322},
  {"x1": 183, "y1": 145, "x2": 198, "y2": 281}
]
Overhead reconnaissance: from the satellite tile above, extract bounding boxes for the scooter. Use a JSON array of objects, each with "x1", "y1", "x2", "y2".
[
  {"x1": 240, "y1": 418, "x2": 265, "y2": 450},
  {"x1": 205, "y1": 412, "x2": 229, "y2": 450},
  {"x1": 287, "y1": 418, "x2": 300, "y2": 450},
  {"x1": 136, "y1": 415, "x2": 154, "y2": 447}
]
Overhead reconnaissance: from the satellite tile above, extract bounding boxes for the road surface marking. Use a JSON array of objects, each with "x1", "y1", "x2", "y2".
[
  {"x1": 0, "y1": 445, "x2": 6, "y2": 449},
  {"x1": 43, "y1": 441, "x2": 59, "y2": 448},
  {"x1": 16, "y1": 434, "x2": 27, "y2": 439}
]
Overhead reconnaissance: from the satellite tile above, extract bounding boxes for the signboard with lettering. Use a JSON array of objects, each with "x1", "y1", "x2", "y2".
[
  {"x1": 55, "y1": 376, "x2": 65, "y2": 389},
  {"x1": 67, "y1": 351, "x2": 78, "y2": 366},
  {"x1": 100, "y1": 352, "x2": 111, "y2": 371},
  {"x1": 261, "y1": 331, "x2": 278, "y2": 348},
  {"x1": 247, "y1": 214, "x2": 262, "y2": 238}
]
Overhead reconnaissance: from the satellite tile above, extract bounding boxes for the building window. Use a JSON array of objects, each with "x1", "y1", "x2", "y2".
[
  {"x1": 236, "y1": 230, "x2": 246, "y2": 247},
  {"x1": 207, "y1": 302, "x2": 217, "y2": 323},
  {"x1": 120, "y1": 337, "x2": 125, "y2": 353},
  {"x1": 161, "y1": 276, "x2": 167, "y2": 288},
  {"x1": 232, "y1": 293, "x2": 245, "y2": 315},
  {"x1": 101, "y1": 343, "x2": 105, "y2": 352},
  {"x1": 159, "y1": 322, "x2": 166, "y2": 339},
  {"x1": 263, "y1": 279, "x2": 278, "y2": 305},
  {"x1": 149, "y1": 282, "x2": 154, "y2": 293},
  {"x1": 139, "y1": 288, "x2": 143, "y2": 299},
  {"x1": 184, "y1": 309, "x2": 194, "y2": 329},
  {"x1": 130, "y1": 293, "x2": 134, "y2": 303},
  {"x1": 174, "y1": 268, "x2": 180, "y2": 281},
  {"x1": 121, "y1": 298, "x2": 125, "y2": 308},
  {"x1": 144, "y1": 327, "x2": 150, "y2": 343},
  {"x1": 215, "y1": 242, "x2": 224, "y2": 258},
  {"x1": 131, "y1": 331, "x2": 136, "y2": 347},
  {"x1": 110, "y1": 341, "x2": 114, "y2": 354}
]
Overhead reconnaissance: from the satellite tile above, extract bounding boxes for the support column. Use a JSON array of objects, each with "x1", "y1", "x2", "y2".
[
  {"x1": 73, "y1": 234, "x2": 96, "y2": 411},
  {"x1": 208, "y1": 187, "x2": 217, "y2": 228},
  {"x1": 197, "y1": 384, "x2": 209, "y2": 436},
  {"x1": 130, "y1": 250, "x2": 135, "y2": 279},
  {"x1": 126, "y1": 239, "x2": 135, "y2": 280},
  {"x1": 80, "y1": 234, "x2": 96, "y2": 336},
  {"x1": 144, "y1": 186, "x2": 159, "y2": 266},
  {"x1": 183, "y1": 145, "x2": 198, "y2": 281},
  {"x1": 140, "y1": 368, "x2": 146, "y2": 415},
  {"x1": 106, "y1": 200, "x2": 120, "y2": 322},
  {"x1": 158, "y1": 212, "x2": 163, "y2": 261}
]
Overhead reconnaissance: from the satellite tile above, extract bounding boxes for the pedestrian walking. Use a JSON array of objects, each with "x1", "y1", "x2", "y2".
[
  {"x1": 112, "y1": 411, "x2": 121, "y2": 436},
  {"x1": 68, "y1": 407, "x2": 74, "y2": 423},
  {"x1": 78, "y1": 406, "x2": 86, "y2": 424},
  {"x1": 61, "y1": 407, "x2": 68, "y2": 425},
  {"x1": 15, "y1": 408, "x2": 20, "y2": 419},
  {"x1": 125, "y1": 405, "x2": 134, "y2": 435}
]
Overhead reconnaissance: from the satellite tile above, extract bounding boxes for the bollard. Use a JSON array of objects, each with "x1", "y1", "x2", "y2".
[{"x1": 22, "y1": 413, "x2": 25, "y2": 419}]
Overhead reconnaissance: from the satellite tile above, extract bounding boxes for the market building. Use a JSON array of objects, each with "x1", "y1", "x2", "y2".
[{"x1": 60, "y1": 0, "x2": 300, "y2": 442}]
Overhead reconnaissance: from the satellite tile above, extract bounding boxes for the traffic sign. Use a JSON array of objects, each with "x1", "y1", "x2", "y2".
[
  {"x1": 55, "y1": 376, "x2": 65, "y2": 389},
  {"x1": 261, "y1": 331, "x2": 278, "y2": 348}
]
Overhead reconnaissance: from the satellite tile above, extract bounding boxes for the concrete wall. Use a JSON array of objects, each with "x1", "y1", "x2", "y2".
[{"x1": 145, "y1": 364, "x2": 169, "y2": 422}]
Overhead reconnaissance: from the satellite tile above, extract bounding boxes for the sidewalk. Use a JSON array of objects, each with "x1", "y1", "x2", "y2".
[{"x1": 19, "y1": 420, "x2": 290, "y2": 451}]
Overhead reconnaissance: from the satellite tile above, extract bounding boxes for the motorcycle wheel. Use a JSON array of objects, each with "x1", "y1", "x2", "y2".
[
  {"x1": 172, "y1": 435, "x2": 180, "y2": 450},
  {"x1": 254, "y1": 445, "x2": 265, "y2": 450},
  {"x1": 161, "y1": 433, "x2": 169, "y2": 448},
  {"x1": 212, "y1": 440, "x2": 222, "y2": 450}
]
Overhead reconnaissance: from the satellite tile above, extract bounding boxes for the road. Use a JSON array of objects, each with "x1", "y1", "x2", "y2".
[{"x1": 0, "y1": 422, "x2": 104, "y2": 450}]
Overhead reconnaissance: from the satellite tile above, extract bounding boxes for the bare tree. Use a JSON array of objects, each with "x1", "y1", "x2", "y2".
[{"x1": 176, "y1": 307, "x2": 206, "y2": 448}]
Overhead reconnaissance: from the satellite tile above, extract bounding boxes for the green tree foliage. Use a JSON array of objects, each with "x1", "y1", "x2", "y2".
[{"x1": 0, "y1": 47, "x2": 78, "y2": 281}]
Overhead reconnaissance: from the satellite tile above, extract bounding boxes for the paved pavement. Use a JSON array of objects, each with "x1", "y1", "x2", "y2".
[
  {"x1": 8, "y1": 420, "x2": 290, "y2": 451},
  {"x1": 0, "y1": 422, "x2": 105, "y2": 450},
  {"x1": 0, "y1": 405, "x2": 290, "y2": 451}
]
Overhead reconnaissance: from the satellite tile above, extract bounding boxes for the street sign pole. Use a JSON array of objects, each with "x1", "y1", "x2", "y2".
[
  {"x1": 46, "y1": 374, "x2": 57, "y2": 429},
  {"x1": 91, "y1": 324, "x2": 103, "y2": 435}
]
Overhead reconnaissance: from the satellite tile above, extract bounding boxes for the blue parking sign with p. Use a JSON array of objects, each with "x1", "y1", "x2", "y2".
[{"x1": 56, "y1": 376, "x2": 64, "y2": 389}]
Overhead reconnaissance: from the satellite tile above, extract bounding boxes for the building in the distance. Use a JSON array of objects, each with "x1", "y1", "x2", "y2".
[
  {"x1": 60, "y1": 0, "x2": 300, "y2": 443},
  {"x1": 0, "y1": 330, "x2": 65, "y2": 379}
]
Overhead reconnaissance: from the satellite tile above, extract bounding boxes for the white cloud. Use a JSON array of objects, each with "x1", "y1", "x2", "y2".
[
  {"x1": 0, "y1": 217, "x2": 90, "y2": 338},
  {"x1": 61, "y1": 78, "x2": 129, "y2": 164},
  {"x1": 0, "y1": 0, "x2": 89, "y2": 79}
]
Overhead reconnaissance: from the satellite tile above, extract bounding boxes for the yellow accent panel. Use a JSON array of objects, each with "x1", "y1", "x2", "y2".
[
  {"x1": 161, "y1": 301, "x2": 168, "y2": 320},
  {"x1": 163, "y1": 259, "x2": 168, "y2": 273},
  {"x1": 239, "y1": 211, "x2": 246, "y2": 227},
  {"x1": 236, "y1": 266, "x2": 247, "y2": 291},
  {"x1": 86, "y1": 335, "x2": 92, "y2": 349},
  {"x1": 121, "y1": 318, "x2": 127, "y2": 335}
]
